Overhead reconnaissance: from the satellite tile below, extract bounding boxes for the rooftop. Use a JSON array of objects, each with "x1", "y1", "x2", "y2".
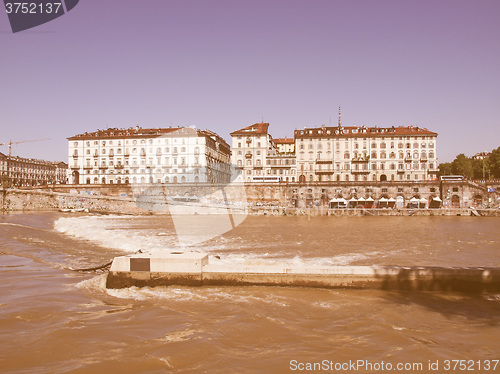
[
  {"x1": 68, "y1": 126, "x2": 230, "y2": 148},
  {"x1": 230, "y1": 123, "x2": 269, "y2": 136},
  {"x1": 295, "y1": 125, "x2": 437, "y2": 138},
  {"x1": 274, "y1": 137, "x2": 294, "y2": 144}
]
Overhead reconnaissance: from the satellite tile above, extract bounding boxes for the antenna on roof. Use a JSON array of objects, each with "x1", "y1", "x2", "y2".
[{"x1": 338, "y1": 106, "x2": 342, "y2": 130}]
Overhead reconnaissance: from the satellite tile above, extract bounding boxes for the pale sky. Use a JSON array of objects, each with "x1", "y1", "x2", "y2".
[{"x1": 1, "y1": 0, "x2": 499, "y2": 163}]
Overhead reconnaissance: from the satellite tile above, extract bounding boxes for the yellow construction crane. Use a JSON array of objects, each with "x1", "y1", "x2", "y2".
[{"x1": 0, "y1": 138, "x2": 50, "y2": 157}]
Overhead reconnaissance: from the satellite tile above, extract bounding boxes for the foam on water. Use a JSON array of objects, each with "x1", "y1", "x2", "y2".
[
  {"x1": 212, "y1": 250, "x2": 381, "y2": 267},
  {"x1": 54, "y1": 215, "x2": 178, "y2": 253},
  {"x1": 105, "y1": 285, "x2": 291, "y2": 306},
  {"x1": 56, "y1": 215, "x2": 385, "y2": 269}
]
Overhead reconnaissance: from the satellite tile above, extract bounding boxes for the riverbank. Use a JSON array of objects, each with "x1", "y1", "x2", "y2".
[
  {"x1": 251, "y1": 206, "x2": 500, "y2": 217},
  {"x1": 1, "y1": 187, "x2": 499, "y2": 216}
]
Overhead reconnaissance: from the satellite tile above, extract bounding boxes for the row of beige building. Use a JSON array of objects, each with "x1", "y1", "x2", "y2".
[
  {"x1": 0, "y1": 152, "x2": 67, "y2": 187},
  {"x1": 66, "y1": 115, "x2": 438, "y2": 185},
  {"x1": 2, "y1": 116, "x2": 439, "y2": 187},
  {"x1": 231, "y1": 118, "x2": 438, "y2": 183}
]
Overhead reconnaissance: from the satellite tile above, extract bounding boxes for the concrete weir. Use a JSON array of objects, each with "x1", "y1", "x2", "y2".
[{"x1": 106, "y1": 252, "x2": 500, "y2": 293}]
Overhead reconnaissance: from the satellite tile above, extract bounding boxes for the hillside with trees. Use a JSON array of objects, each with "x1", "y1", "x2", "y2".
[{"x1": 439, "y1": 147, "x2": 500, "y2": 179}]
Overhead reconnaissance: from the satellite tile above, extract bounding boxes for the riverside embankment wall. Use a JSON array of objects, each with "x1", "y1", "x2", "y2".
[
  {"x1": 2, "y1": 180, "x2": 499, "y2": 214},
  {"x1": 0, "y1": 188, "x2": 142, "y2": 214}
]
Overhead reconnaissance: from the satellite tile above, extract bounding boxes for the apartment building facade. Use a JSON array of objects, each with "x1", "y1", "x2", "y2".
[
  {"x1": 295, "y1": 124, "x2": 438, "y2": 183},
  {"x1": 67, "y1": 126, "x2": 231, "y2": 185},
  {"x1": 230, "y1": 123, "x2": 297, "y2": 182},
  {"x1": 231, "y1": 119, "x2": 438, "y2": 183},
  {"x1": 0, "y1": 152, "x2": 67, "y2": 187}
]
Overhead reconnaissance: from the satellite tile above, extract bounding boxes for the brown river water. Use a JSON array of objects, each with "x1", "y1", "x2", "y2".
[{"x1": 1, "y1": 212, "x2": 500, "y2": 373}]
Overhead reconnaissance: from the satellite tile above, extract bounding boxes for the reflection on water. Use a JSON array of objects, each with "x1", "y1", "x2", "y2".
[{"x1": 1, "y1": 213, "x2": 500, "y2": 373}]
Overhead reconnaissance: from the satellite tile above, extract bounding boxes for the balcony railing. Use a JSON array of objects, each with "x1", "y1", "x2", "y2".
[
  {"x1": 351, "y1": 156, "x2": 370, "y2": 163},
  {"x1": 351, "y1": 170, "x2": 370, "y2": 174}
]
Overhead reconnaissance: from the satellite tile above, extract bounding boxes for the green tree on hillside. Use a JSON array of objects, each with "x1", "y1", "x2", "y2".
[
  {"x1": 451, "y1": 154, "x2": 473, "y2": 179},
  {"x1": 471, "y1": 158, "x2": 489, "y2": 179},
  {"x1": 487, "y1": 147, "x2": 500, "y2": 178},
  {"x1": 438, "y1": 162, "x2": 452, "y2": 177}
]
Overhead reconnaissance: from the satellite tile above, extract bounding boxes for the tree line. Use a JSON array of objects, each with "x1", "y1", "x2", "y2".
[{"x1": 439, "y1": 146, "x2": 500, "y2": 179}]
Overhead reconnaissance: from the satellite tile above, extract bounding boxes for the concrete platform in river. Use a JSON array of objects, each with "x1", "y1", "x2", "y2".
[{"x1": 106, "y1": 252, "x2": 500, "y2": 293}]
